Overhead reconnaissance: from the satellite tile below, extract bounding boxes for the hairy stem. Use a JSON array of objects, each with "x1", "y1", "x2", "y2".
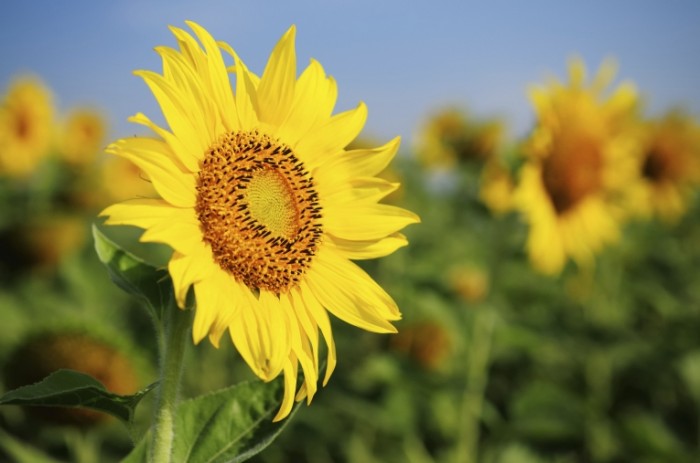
[{"x1": 150, "y1": 300, "x2": 192, "y2": 463}]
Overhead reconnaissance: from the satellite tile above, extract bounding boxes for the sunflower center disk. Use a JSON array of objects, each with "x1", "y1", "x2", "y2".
[
  {"x1": 245, "y1": 169, "x2": 298, "y2": 240},
  {"x1": 541, "y1": 132, "x2": 603, "y2": 215},
  {"x1": 642, "y1": 144, "x2": 682, "y2": 184},
  {"x1": 195, "y1": 131, "x2": 322, "y2": 294}
]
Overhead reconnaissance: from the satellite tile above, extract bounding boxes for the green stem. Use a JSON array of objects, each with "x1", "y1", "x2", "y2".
[
  {"x1": 456, "y1": 308, "x2": 496, "y2": 463},
  {"x1": 150, "y1": 300, "x2": 192, "y2": 463}
]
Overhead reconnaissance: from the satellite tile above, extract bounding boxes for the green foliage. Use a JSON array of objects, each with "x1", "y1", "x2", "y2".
[
  {"x1": 123, "y1": 379, "x2": 299, "y2": 463},
  {"x1": 0, "y1": 369, "x2": 156, "y2": 424},
  {"x1": 92, "y1": 224, "x2": 171, "y2": 322}
]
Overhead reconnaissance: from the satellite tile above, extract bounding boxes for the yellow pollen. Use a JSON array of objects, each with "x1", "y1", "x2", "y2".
[
  {"x1": 195, "y1": 131, "x2": 322, "y2": 294},
  {"x1": 245, "y1": 168, "x2": 298, "y2": 240}
]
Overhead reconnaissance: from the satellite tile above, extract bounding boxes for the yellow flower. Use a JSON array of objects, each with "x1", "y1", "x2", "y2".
[
  {"x1": 627, "y1": 110, "x2": 700, "y2": 222},
  {"x1": 449, "y1": 265, "x2": 490, "y2": 303},
  {"x1": 59, "y1": 108, "x2": 107, "y2": 167},
  {"x1": 99, "y1": 154, "x2": 157, "y2": 204},
  {"x1": 479, "y1": 157, "x2": 515, "y2": 215},
  {"x1": 514, "y1": 58, "x2": 640, "y2": 275},
  {"x1": 415, "y1": 107, "x2": 504, "y2": 169},
  {"x1": 100, "y1": 22, "x2": 418, "y2": 420},
  {"x1": 390, "y1": 320, "x2": 452, "y2": 370},
  {"x1": 0, "y1": 75, "x2": 54, "y2": 177}
]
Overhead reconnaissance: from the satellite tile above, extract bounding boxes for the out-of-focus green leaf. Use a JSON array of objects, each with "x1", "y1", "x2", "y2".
[
  {"x1": 92, "y1": 224, "x2": 171, "y2": 321},
  {"x1": 0, "y1": 429, "x2": 64, "y2": 463},
  {"x1": 678, "y1": 350, "x2": 700, "y2": 404},
  {"x1": 495, "y1": 443, "x2": 546, "y2": 463},
  {"x1": 510, "y1": 381, "x2": 584, "y2": 443},
  {"x1": 121, "y1": 437, "x2": 147, "y2": 463},
  {"x1": 620, "y1": 411, "x2": 689, "y2": 462},
  {"x1": 0, "y1": 369, "x2": 156, "y2": 424}
]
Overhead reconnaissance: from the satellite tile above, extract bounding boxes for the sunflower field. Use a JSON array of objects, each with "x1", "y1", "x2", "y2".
[{"x1": 1, "y1": 19, "x2": 700, "y2": 463}]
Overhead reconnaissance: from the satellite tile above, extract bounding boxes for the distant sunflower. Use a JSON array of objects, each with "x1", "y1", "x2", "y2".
[
  {"x1": 100, "y1": 22, "x2": 418, "y2": 420},
  {"x1": 416, "y1": 107, "x2": 504, "y2": 169},
  {"x1": 479, "y1": 157, "x2": 515, "y2": 215},
  {"x1": 59, "y1": 108, "x2": 107, "y2": 167},
  {"x1": 99, "y1": 154, "x2": 157, "y2": 204},
  {"x1": 0, "y1": 76, "x2": 54, "y2": 177},
  {"x1": 627, "y1": 111, "x2": 700, "y2": 222},
  {"x1": 416, "y1": 108, "x2": 467, "y2": 169},
  {"x1": 514, "y1": 58, "x2": 639, "y2": 274}
]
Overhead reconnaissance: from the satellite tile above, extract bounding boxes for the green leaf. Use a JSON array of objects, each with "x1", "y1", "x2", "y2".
[
  {"x1": 0, "y1": 429, "x2": 64, "y2": 463},
  {"x1": 92, "y1": 224, "x2": 171, "y2": 320},
  {"x1": 0, "y1": 369, "x2": 157, "y2": 424},
  {"x1": 122, "y1": 378, "x2": 300, "y2": 463}
]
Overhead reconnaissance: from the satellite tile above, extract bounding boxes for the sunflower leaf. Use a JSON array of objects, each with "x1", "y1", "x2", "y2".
[
  {"x1": 121, "y1": 378, "x2": 300, "y2": 463},
  {"x1": 92, "y1": 224, "x2": 171, "y2": 321},
  {"x1": 0, "y1": 369, "x2": 157, "y2": 424}
]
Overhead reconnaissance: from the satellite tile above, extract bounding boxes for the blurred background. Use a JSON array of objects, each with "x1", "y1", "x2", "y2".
[{"x1": 1, "y1": 1, "x2": 700, "y2": 462}]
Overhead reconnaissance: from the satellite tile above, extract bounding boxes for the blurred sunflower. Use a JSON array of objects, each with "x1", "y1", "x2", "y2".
[
  {"x1": 416, "y1": 107, "x2": 504, "y2": 169},
  {"x1": 626, "y1": 110, "x2": 700, "y2": 223},
  {"x1": 99, "y1": 155, "x2": 157, "y2": 205},
  {"x1": 390, "y1": 320, "x2": 452, "y2": 370},
  {"x1": 449, "y1": 264, "x2": 490, "y2": 304},
  {"x1": 0, "y1": 76, "x2": 54, "y2": 177},
  {"x1": 59, "y1": 108, "x2": 107, "y2": 167},
  {"x1": 479, "y1": 157, "x2": 515, "y2": 215},
  {"x1": 514, "y1": 58, "x2": 640, "y2": 275},
  {"x1": 4, "y1": 329, "x2": 141, "y2": 425},
  {"x1": 101, "y1": 22, "x2": 418, "y2": 420}
]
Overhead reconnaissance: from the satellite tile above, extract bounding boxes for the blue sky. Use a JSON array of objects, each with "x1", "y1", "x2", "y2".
[{"x1": 2, "y1": 1, "x2": 699, "y2": 149}]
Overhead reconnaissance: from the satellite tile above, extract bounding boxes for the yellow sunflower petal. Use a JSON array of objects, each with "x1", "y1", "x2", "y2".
[
  {"x1": 100, "y1": 198, "x2": 178, "y2": 228},
  {"x1": 184, "y1": 21, "x2": 238, "y2": 132},
  {"x1": 134, "y1": 70, "x2": 210, "y2": 154},
  {"x1": 155, "y1": 45, "x2": 222, "y2": 136},
  {"x1": 297, "y1": 282, "x2": 337, "y2": 385},
  {"x1": 218, "y1": 41, "x2": 260, "y2": 130},
  {"x1": 192, "y1": 269, "x2": 239, "y2": 345},
  {"x1": 107, "y1": 137, "x2": 196, "y2": 208},
  {"x1": 169, "y1": 245, "x2": 216, "y2": 309},
  {"x1": 305, "y1": 250, "x2": 399, "y2": 334},
  {"x1": 281, "y1": 292, "x2": 318, "y2": 402},
  {"x1": 296, "y1": 102, "x2": 367, "y2": 168},
  {"x1": 128, "y1": 113, "x2": 200, "y2": 172},
  {"x1": 327, "y1": 233, "x2": 408, "y2": 260},
  {"x1": 279, "y1": 59, "x2": 337, "y2": 145},
  {"x1": 324, "y1": 203, "x2": 420, "y2": 241},
  {"x1": 316, "y1": 136, "x2": 400, "y2": 182},
  {"x1": 229, "y1": 289, "x2": 290, "y2": 382},
  {"x1": 273, "y1": 354, "x2": 298, "y2": 422},
  {"x1": 140, "y1": 215, "x2": 203, "y2": 255},
  {"x1": 322, "y1": 178, "x2": 400, "y2": 204},
  {"x1": 257, "y1": 25, "x2": 296, "y2": 127}
]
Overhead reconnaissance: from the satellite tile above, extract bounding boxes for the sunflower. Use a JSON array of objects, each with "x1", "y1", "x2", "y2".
[
  {"x1": 479, "y1": 157, "x2": 515, "y2": 215},
  {"x1": 59, "y1": 108, "x2": 107, "y2": 167},
  {"x1": 626, "y1": 110, "x2": 700, "y2": 222},
  {"x1": 0, "y1": 75, "x2": 54, "y2": 177},
  {"x1": 98, "y1": 154, "x2": 157, "y2": 205},
  {"x1": 514, "y1": 58, "x2": 640, "y2": 275},
  {"x1": 416, "y1": 107, "x2": 504, "y2": 170},
  {"x1": 100, "y1": 22, "x2": 418, "y2": 420}
]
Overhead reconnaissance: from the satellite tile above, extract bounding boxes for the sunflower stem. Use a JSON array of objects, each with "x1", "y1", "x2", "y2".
[
  {"x1": 456, "y1": 307, "x2": 496, "y2": 463},
  {"x1": 150, "y1": 298, "x2": 192, "y2": 463}
]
